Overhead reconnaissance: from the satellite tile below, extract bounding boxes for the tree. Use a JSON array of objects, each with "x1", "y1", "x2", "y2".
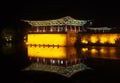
[
  {"x1": 1, "y1": 20, "x2": 30, "y2": 43},
  {"x1": 1, "y1": 27, "x2": 16, "y2": 42}
]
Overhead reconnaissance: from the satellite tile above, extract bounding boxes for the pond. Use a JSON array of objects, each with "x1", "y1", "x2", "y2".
[{"x1": 1, "y1": 43, "x2": 120, "y2": 83}]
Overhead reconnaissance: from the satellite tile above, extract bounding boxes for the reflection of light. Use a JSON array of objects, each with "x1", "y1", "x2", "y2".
[
  {"x1": 26, "y1": 42, "x2": 28, "y2": 45},
  {"x1": 52, "y1": 60, "x2": 55, "y2": 64},
  {"x1": 81, "y1": 48, "x2": 88, "y2": 52},
  {"x1": 43, "y1": 58, "x2": 45, "y2": 63},
  {"x1": 81, "y1": 39, "x2": 88, "y2": 44},
  {"x1": 24, "y1": 36, "x2": 26, "y2": 39},
  {"x1": 67, "y1": 47, "x2": 77, "y2": 61},
  {"x1": 58, "y1": 60, "x2": 60, "y2": 64},
  {"x1": 29, "y1": 57, "x2": 32, "y2": 60},
  {"x1": 6, "y1": 43, "x2": 12, "y2": 47},
  {"x1": 61, "y1": 60, "x2": 63, "y2": 64},
  {"x1": 91, "y1": 49, "x2": 98, "y2": 53},
  {"x1": 90, "y1": 36, "x2": 98, "y2": 43},
  {"x1": 27, "y1": 34, "x2": 66, "y2": 46},
  {"x1": 100, "y1": 48, "x2": 104, "y2": 53},
  {"x1": 37, "y1": 58, "x2": 39, "y2": 62},
  {"x1": 68, "y1": 47, "x2": 77, "y2": 56},
  {"x1": 100, "y1": 48, "x2": 107, "y2": 54},
  {"x1": 109, "y1": 48, "x2": 115, "y2": 53},
  {"x1": 28, "y1": 46, "x2": 66, "y2": 59}
]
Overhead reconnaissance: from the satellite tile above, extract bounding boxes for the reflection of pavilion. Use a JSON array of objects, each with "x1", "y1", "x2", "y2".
[
  {"x1": 23, "y1": 46, "x2": 91, "y2": 77},
  {"x1": 27, "y1": 46, "x2": 84, "y2": 66},
  {"x1": 23, "y1": 62, "x2": 91, "y2": 78}
]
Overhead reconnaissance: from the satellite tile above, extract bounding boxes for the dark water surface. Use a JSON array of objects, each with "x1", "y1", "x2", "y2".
[{"x1": 1, "y1": 43, "x2": 120, "y2": 83}]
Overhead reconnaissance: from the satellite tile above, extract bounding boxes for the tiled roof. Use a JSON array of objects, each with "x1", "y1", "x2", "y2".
[{"x1": 22, "y1": 16, "x2": 88, "y2": 26}]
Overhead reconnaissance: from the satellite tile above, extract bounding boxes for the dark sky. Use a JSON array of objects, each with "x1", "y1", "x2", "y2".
[{"x1": 0, "y1": 0, "x2": 120, "y2": 27}]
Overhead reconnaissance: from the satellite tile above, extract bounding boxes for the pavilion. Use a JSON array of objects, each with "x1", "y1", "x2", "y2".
[{"x1": 23, "y1": 16, "x2": 91, "y2": 33}]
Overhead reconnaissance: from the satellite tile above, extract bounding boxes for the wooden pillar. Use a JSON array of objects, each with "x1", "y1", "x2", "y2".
[
  {"x1": 41, "y1": 26, "x2": 43, "y2": 32},
  {"x1": 78, "y1": 26, "x2": 80, "y2": 32},
  {"x1": 37, "y1": 58, "x2": 39, "y2": 63},
  {"x1": 50, "y1": 26, "x2": 53, "y2": 32},
  {"x1": 74, "y1": 26, "x2": 76, "y2": 32},
  {"x1": 103, "y1": 29, "x2": 104, "y2": 33},
  {"x1": 44, "y1": 26, "x2": 46, "y2": 32},
  {"x1": 57, "y1": 25, "x2": 60, "y2": 32},
  {"x1": 43, "y1": 26, "x2": 45, "y2": 32},
  {"x1": 70, "y1": 25, "x2": 72, "y2": 31},
  {"x1": 65, "y1": 25, "x2": 67, "y2": 32},
  {"x1": 58, "y1": 60, "x2": 60, "y2": 65},
  {"x1": 65, "y1": 60, "x2": 68, "y2": 66},
  {"x1": 40, "y1": 26, "x2": 42, "y2": 32},
  {"x1": 34, "y1": 26, "x2": 36, "y2": 32},
  {"x1": 37, "y1": 26, "x2": 39, "y2": 32}
]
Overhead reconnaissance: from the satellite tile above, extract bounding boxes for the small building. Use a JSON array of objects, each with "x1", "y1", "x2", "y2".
[{"x1": 86, "y1": 27, "x2": 112, "y2": 32}]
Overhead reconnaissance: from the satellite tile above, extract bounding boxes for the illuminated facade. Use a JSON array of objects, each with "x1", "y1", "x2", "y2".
[
  {"x1": 79, "y1": 33, "x2": 120, "y2": 45},
  {"x1": 23, "y1": 16, "x2": 120, "y2": 46},
  {"x1": 23, "y1": 16, "x2": 90, "y2": 46},
  {"x1": 27, "y1": 46, "x2": 81, "y2": 66}
]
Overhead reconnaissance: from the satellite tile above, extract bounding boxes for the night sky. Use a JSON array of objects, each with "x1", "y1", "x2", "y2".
[{"x1": 0, "y1": 0, "x2": 120, "y2": 28}]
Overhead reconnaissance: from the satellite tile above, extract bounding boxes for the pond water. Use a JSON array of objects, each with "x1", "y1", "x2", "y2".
[{"x1": 1, "y1": 43, "x2": 120, "y2": 83}]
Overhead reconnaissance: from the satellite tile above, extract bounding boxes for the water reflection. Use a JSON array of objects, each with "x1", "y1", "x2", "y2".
[
  {"x1": 28, "y1": 46, "x2": 66, "y2": 59},
  {"x1": 1, "y1": 43, "x2": 16, "y2": 55},
  {"x1": 27, "y1": 45, "x2": 120, "y2": 65},
  {"x1": 79, "y1": 46, "x2": 120, "y2": 59},
  {"x1": 1, "y1": 43, "x2": 120, "y2": 77},
  {"x1": 25, "y1": 46, "x2": 90, "y2": 77},
  {"x1": 25, "y1": 45, "x2": 120, "y2": 77},
  {"x1": 27, "y1": 46, "x2": 81, "y2": 66}
]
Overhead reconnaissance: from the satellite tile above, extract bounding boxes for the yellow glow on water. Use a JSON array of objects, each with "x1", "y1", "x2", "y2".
[
  {"x1": 28, "y1": 46, "x2": 66, "y2": 59},
  {"x1": 90, "y1": 36, "x2": 98, "y2": 43},
  {"x1": 109, "y1": 48, "x2": 116, "y2": 53},
  {"x1": 100, "y1": 48, "x2": 107, "y2": 54},
  {"x1": 68, "y1": 47, "x2": 77, "y2": 55},
  {"x1": 81, "y1": 39, "x2": 88, "y2": 44},
  {"x1": 67, "y1": 47, "x2": 77, "y2": 60},
  {"x1": 81, "y1": 48, "x2": 88, "y2": 52},
  {"x1": 27, "y1": 34, "x2": 66, "y2": 46},
  {"x1": 91, "y1": 49, "x2": 98, "y2": 53}
]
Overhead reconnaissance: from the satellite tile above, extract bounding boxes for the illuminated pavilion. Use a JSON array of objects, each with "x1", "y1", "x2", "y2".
[
  {"x1": 23, "y1": 16, "x2": 91, "y2": 46},
  {"x1": 23, "y1": 16, "x2": 91, "y2": 33},
  {"x1": 22, "y1": 16, "x2": 120, "y2": 46}
]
